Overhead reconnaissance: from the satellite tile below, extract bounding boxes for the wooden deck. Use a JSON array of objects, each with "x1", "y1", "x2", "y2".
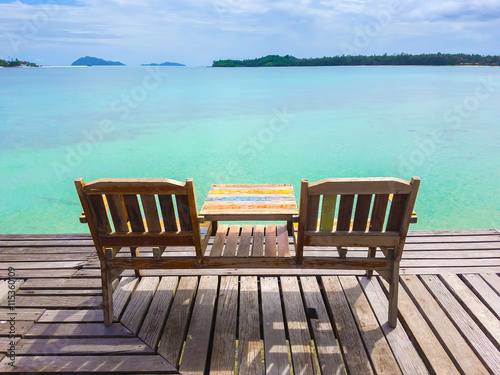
[{"x1": 0, "y1": 229, "x2": 499, "y2": 374}]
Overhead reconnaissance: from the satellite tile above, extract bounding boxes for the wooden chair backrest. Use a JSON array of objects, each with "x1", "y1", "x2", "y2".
[
  {"x1": 296, "y1": 177, "x2": 420, "y2": 260},
  {"x1": 75, "y1": 178, "x2": 201, "y2": 259}
]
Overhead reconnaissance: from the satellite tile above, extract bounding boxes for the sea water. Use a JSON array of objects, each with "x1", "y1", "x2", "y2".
[{"x1": 0, "y1": 66, "x2": 499, "y2": 233}]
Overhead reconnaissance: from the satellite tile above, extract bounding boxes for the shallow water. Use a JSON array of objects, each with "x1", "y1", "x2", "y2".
[{"x1": 0, "y1": 66, "x2": 499, "y2": 233}]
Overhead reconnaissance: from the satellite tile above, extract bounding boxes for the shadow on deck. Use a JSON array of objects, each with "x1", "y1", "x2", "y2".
[{"x1": 0, "y1": 229, "x2": 499, "y2": 374}]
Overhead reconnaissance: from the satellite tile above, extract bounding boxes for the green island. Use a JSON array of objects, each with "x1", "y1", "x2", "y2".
[
  {"x1": 213, "y1": 53, "x2": 500, "y2": 67},
  {"x1": 0, "y1": 58, "x2": 37, "y2": 67}
]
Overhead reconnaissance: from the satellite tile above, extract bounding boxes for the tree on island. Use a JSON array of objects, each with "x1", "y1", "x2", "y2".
[
  {"x1": 0, "y1": 58, "x2": 37, "y2": 67},
  {"x1": 213, "y1": 53, "x2": 500, "y2": 67}
]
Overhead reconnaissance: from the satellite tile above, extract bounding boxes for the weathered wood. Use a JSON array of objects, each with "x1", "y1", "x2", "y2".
[
  {"x1": 252, "y1": 225, "x2": 264, "y2": 257},
  {"x1": 0, "y1": 308, "x2": 45, "y2": 321},
  {"x1": 238, "y1": 276, "x2": 262, "y2": 375},
  {"x1": 122, "y1": 194, "x2": 145, "y2": 232},
  {"x1": 353, "y1": 194, "x2": 372, "y2": 231},
  {"x1": 359, "y1": 276, "x2": 428, "y2": 375},
  {"x1": 139, "y1": 276, "x2": 178, "y2": 349},
  {"x1": 237, "y1": 225, "x2": 253, "y2": 257},
  {"x1": 210, "y1": 276, "x2": 239, "y2": 374},
  {"x1": 24, "y1": 322, "x2": 132, "y2": 337},
  {"x1": 280, "y1": 276, "x2": 316, "y2": 374},
  {"x1": 261, "y1": 277, "x2": 291, "y2": 375},
  {"x1": 339, "y1": 276, "x2": 401, "y2": 375},
  {"x1": 300, "y1": 276, "x2": 344, "y2": 374},
  {"x1": 87, "y1": 194, "x2": 112, "y2": 234},
  {"x1": 462, "y1": 274, "x2": 500, "y2": 319},
  {"x1": 0, "y1": 279, "x2": 23, "y2": 306},
  {"x1": 421, "y1": 275, "x2": 500, "y2": 374},
  {"x1": 141, "y1": 194, "x2": 162, "y2": 233},
  {"x1": 0, "y1": 355, "x2": 177, "y2": 373},
  {"x1": 386, "y1": 194, "x2": 408, "y2": 232},
  {"x1": 121, "y1": 277, "x2": 160, "y2": 334},
  {"x1": 13, "y1": 295, "x2": 101, "y2": 309},
  {"x1": 180, "y1": 276, "x2": 218, "y2": 375},
  {"x1": 157, "y1": 276, "x2": 198, "y2": 367},
  {"x1": 337, "y1": 194, "x2": 355, "y2": 231},
  {"x1": 370, "y1": 194, "x2": 389, "y2": 231},
  {"x1": 440, "y1": 273, "x2": 500, "y2": 349},
  {"x1": 305, "y1": 195, "x2": 320, "y2": 231},
  {"x1": 265, "y1": 225, "x2": 277, "y2": 257},
  {"x1": 210, "y1": 224, "x2": 229, "y2": 257},
  {"x1": 378, "y1": 277, "x2": 460, "y2": 374},
  {"x1": 224, "y1": 225, "x2": 240, "y2": 257},
  {"x1": 401, "y1": 275, "x2": 489, "y2": 375},
  {"x1": 159, "y1": 194, "x2": 178, "y2": 231},
  {"x1": 0, "y1": 261, "x2": 86, "y2": 270},
  {"x1": 106, "y1": 194, "x2": 129, "y2": 233},
  {"x1": 113, "y1": 277, "x2": 139, "y2": 319},
  {"x1": 277, "y1": 224, "x2": 291, "y2": 258},
  {"x1": 20, "y1": 278, "x2": 101, "y2": 289},
  {"x1": 481, "y1": 273, "x2": 500, "y2": 295},
  {"x1": 0, "y1": 320, "x2": 34, "y2": 337},
  {"x1": 308, "y1": 178, "x2": 412, "y2": 195},
  {"x1": 322, "y1": 276, "x2": 374, "y2": 375},
  {"x1": 38, "y1": 309, "x2": 103, "y2": 323},
  {"x1": 15, "y1": 337, "x2": 154, "y2": 355}
]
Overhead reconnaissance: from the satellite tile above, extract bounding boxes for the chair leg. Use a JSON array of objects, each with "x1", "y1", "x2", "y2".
[
  {"x1": 388, "y1": 261, "x2": 400, "y2": 328},
  {"x1": 130, "y1": 247, "x2": 142, "y2": 277},
  {"x1": 101, "y1": 265, "x2": 114, "y2": 327},
  {"x1": 366, "y1": 247, "x2": 376, "y2": 277}
]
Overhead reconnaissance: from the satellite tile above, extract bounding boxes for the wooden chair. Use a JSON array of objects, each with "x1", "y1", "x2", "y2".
[
  {"x1": 75, "y1": 178, "x2": 211, "y2": 326},
  {"x1": 295, "y1": 177, "x2": 420, "y2": 327}
]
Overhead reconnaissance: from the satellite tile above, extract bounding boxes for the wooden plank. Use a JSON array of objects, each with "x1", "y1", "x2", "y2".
[
  {"x1": 0, "y1": 253, "x2": 91, "y2": 261},
  {"x1": 0, "y1": 309, "x2": 45, "y2": 321},
  {"x1": 378, "y1": 277, "x2": 460, "y2": 374},
  {"x1": 339, "y1": 276, "x2": 401, "y2": 375},
  {"x1": 260, "y1": 277, "x2": 291, "y2": 375},
  {"x1": 321, "y1": 276, "x2": 374, "y2": 375},
  {"x1": 15, "y1": 337, "x2": 154, "y2": 355},
  {"x1": 0, "y1": 355, "x2": 177, "y2": 373},
  {"x1": 481, "y1": 273, "x2": 500, "y2": 296},
  {"x1": 106, "y1": 194, "x2": 129, "y2": 233},
  {"x1": 113, "y1": 277, "x2": 139, "y2": 319},
  {"x1": 277, "y1": 224, "x2": 291, "y2": 258},
  {"x1": 0, "y1": 261, "x2": 86, "y2": 270},
  {"x1": 175, "y1": 194, "x2": 193, "y2": 231},
  {"x1": 337, "y1": 195, "x2": 355, "y2": 231},
  {"x1": 210, "y1": 224, "x2": 229, "y2": 257},
  {"x1": 0, "y1": 240, "x2": 94, "y2": 247},
  {"x1": 87, "y1": 194, "x2": 112, "y2": 234},
  {"x1": 210, "y1": 276, "x2": 238, "y2": 374},
  {"x1": 305, "y1": 195, "x2": 320, "y2": 231},
  {"x1": 440, "y1": 273, "x2": 500, "y2": 349},
  {"x1": 353, "y1": 194, "x2": 372, "y2": 231},
  {"x1": 252, "y1": 225, "x2": 264, "y2": 257},
  {"x1": 13, "y1": 295, "x2": 101, "y2": 309},
  {"x1": 401, "y1": 275, "x2": 489, "y2": 375},
  {"x1": 159, "y1": 194, "x2": 178, "y2": 231},
  {"x1": 358, "y1": 276, "x2": 428, "y2": 375},
  {"x1": 121, "y1": 277, "x2": 160, "y2": 334},
  {"x1": 122, "y1": 194, "x2": 145, "y2": 232},
  {"x1": 158, "y1": 276, "x2": 198, "y2": 367},
  {"x1": 320, "y1": 194, "x2": 337, "y2": 231},
  {"x1": 421, "y1": 275, "x2": 500, "y2": 374},
  {"x1": 386, "y1": 194, "x2": 408, "y2": 232},
  {"x1": 25, "y1": 323, "x2": 132, "y2": 338},
  {"x1": 139, "y1": 276, "x2": 178, "y2": 349},
  {"x1": 20, "y1": 278, "x2": 101, "y2": 289},
  {"x1": 141, "y1": 194, "x2": 162, "y2": 233},
  {"x1": 300, "y1": 276, "x2": 345, "y2": 374},
  {"x1": 0, "y1": 337, "x2": 19, "y2": 354},
  {"x1": 179, "y1": 276, "x2": 218, "y2": 375},
  {"x1": 16, "y1": 289, "x2": 101, "y2": 296},
  {"x1": 308, "y1": 178, "x2": 412, "y2": 195},
  {"x1": 0, "y1": 320, "x2": 34, "y2": 337},
  {"x1": 0, "y1": 246, "x2": 94, "y2": 254},
  {"x1": 265, "y1": 225, "x2": 277, "y2": 257},
  {"x1": 280, "y1": 276, "x2": 316, "y2": 375},
  {"x1": 462, "y1": 274, "x2": 500, "y2": 319},
  {"x1": 82, "y1": 177, "x2": 187, "y2": 195},
  {"x1": 0, "y1": 279, "x2": 23, "y2": 306},
  {"x1": 238, "y1": 276, "x2": 262, "y2": 375},
  {"x1": 38, "y1": 310, "x2": 103, "y2": 323},
  {"x1": 237, "y1": 225, "x2": 253, "y2": 257},
  {"x1": 370, "y1": 194, "x2": 389, "y2": 231},
  {"x1": 224, "y1": 225, "x2": 240, "y2": 257}
]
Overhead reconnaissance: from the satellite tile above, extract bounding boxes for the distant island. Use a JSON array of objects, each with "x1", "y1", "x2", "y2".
[
  {"x1": 71, "y1": 56, "x2": 125, "y2": 66},
  {"x1": 0, "y1": 58, "x2": 37, "y2": 67},
  {"x1": 213, "y1": 53, "x2": 500, "y2": 67},
  {"x1": 141, "y1": 61, "x2": 185, "y2": 66}
]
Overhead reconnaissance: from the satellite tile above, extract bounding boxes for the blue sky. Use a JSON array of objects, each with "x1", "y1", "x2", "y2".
[{"x1": 0, "y1": 0, "x2": 499, "y2": 66}]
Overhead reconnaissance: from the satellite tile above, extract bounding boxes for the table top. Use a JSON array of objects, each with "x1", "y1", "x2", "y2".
[{"x1": 199, "y1": 184, "x2": 298, "y2": 222}]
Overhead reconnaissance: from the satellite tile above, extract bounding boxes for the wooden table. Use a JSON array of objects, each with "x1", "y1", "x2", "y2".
[{"x1": 199, "y1": 184, "x2": 298, "y2": 234}]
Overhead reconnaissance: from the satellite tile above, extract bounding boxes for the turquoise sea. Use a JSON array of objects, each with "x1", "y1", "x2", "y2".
[{"x1": 0, "y1": 66, "x2": 499, "y2": 233}]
